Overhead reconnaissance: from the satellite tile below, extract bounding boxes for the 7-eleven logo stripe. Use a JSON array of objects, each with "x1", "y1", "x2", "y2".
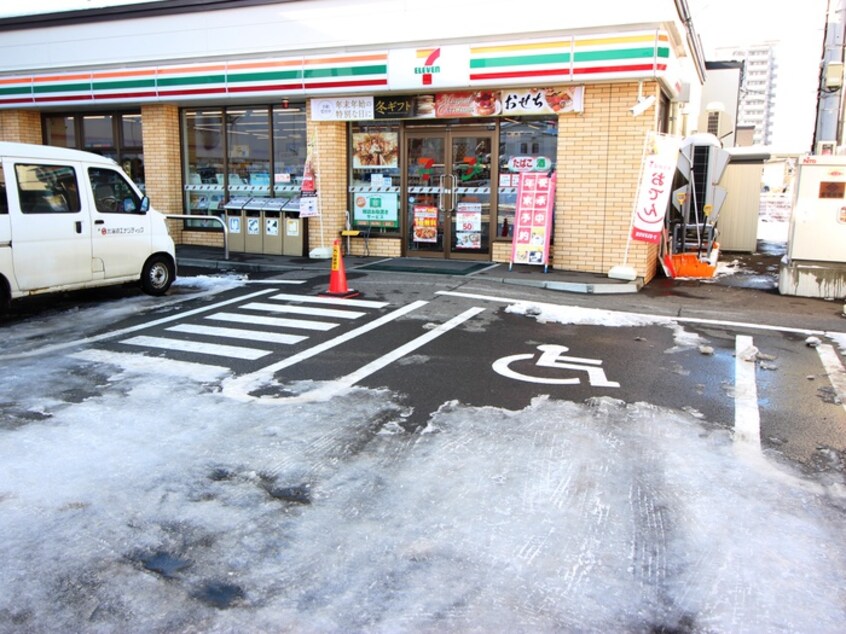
[{"x1": 416, "y1": 48, "x2": 442, "y2": 86}]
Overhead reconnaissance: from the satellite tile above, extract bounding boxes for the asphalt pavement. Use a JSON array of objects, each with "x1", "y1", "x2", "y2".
[{"x1": 175, "y1": 240, "x2": 846, "y2": 335}]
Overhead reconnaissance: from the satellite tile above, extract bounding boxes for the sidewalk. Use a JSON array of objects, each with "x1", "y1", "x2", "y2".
[{"x1": 175, "y1": 242, "x2": 846, "y2": 334}]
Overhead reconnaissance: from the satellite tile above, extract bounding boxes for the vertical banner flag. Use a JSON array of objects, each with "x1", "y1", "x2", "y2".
[
  {"x1": 511, "y1": 172, "x2": 556, "y2": 266},
  {"x1": 630, "y1": 132, "x2": 681, "y2": 244}
]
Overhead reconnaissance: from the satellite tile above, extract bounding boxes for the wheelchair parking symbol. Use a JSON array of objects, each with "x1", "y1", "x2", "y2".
[{"x1": 492, "y1": 344, "x2": 620, "y2": 387}]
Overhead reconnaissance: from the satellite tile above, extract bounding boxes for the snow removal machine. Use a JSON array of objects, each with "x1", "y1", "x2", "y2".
[{"x1": 661, "y1": 133, "x2": 731, "y2": 278}]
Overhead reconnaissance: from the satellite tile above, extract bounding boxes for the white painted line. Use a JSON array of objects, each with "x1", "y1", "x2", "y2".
[
  {"x1": 816, "y1": 343, "x2": 846, "y2": 415},
  {"x1": 0, "y1": 288, "x2": 279, "y2": 360},
  {"x1": 269, "y1": 293, "x2": 388, "y2": 309},
  {"x1": 167, "y1": 323, "x2": 307, "y2": 345},
  {"x1": 282, "y1": 306, "x2": 487, "y2": 402},
  {"x1": 435, "y1": 290, "x2": 835, "y2": 337},
  {"x1": 244, "y1": 279, "x2": 306, "y2": 285},
  {"x1": 207, "y1": 312, "x2": 338, "y2": 331},
  {"x1": 121, "y1": 335, "x2": 271, "y2": 360},
  {"x1": 222, "y1": 300, "x2": 429, "y2": 400},
  {"x1": 241, "y1": 302, "x2": 366, "y2": 319},
  {"x1": 71, "y1": 348, "x2": 230, "y2": 382},
  {"x1": 734, "y1": 335, "x2": 761, "y2": 451}
]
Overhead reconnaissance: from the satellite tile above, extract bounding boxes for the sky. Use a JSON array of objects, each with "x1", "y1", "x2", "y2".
[
  {"x1": 688, "y1": 0, "x2": 829, "y2": 151},
  {"x1": 1, "y1": 269, "x2": 845, "y2": 630},
  {"x1": 0, "y1": 1, "x2": 833, "y2": 148}
]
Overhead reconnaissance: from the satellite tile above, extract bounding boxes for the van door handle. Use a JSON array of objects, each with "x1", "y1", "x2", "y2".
[
  {"x1": 94, "y1": 220, "x2": 105, "y2": 225},
  {"x1": 75, "y1": 221, "x2": 83, "y2": 233}
]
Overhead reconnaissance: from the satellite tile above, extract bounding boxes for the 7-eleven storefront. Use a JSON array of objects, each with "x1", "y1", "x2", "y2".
[{"x1": 0, "y1": 10, "x2": 702, "y2": 282}]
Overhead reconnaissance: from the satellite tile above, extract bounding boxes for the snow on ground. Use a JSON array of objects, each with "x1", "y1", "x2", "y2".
[{"x1": 1, "y1": 277, "x2": 846, "y2": 632}]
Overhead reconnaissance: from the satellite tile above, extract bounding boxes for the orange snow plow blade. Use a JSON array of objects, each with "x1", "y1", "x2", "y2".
[{"x1": 670, "y1": 253, "x2": 717, "y2": 278}]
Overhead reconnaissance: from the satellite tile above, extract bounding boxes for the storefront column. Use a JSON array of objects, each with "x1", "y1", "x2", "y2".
[
  {"x1": 306, "y1": 112, "x2": 347, "y2": 253},
  {"x1": 141, "y1": 104, "x2": 187, "y2": 244},
  {"x1": 554, "y1": 81, "x2": 659, "y2": 282},
  {"x1": 0, "y1": 110, "x2": 42, "y2": 144}
]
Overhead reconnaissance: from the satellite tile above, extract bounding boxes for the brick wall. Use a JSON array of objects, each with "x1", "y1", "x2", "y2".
[
  {"x1": 0, "y1": 110, "x2": 42, "y2": 144},
  {"x1": 555, "y1": 81, "x2": 660, "y2": 282},
  {"x1": 306, "y1": 110, "x2": 348, "y2": 254},
  {"x1": 346, "y1": 235, "x2": 402, "y2": 258}
]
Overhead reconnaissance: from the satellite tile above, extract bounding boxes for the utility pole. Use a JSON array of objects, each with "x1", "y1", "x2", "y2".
[{"x1": 814, "y1": 0, "x2": 846, "y2": 152}]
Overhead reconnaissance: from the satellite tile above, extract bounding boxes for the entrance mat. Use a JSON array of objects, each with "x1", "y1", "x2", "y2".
[{"x1": 355, "y1": 258, "x2": 495, "y2": 276}]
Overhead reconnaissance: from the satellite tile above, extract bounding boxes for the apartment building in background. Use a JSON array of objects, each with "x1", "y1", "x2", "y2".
[{"x1": 715, "y1": 43, "x2": 778, "y2": 145}]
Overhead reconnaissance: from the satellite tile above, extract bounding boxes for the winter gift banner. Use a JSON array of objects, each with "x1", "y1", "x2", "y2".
[
  {"x1": 629, "y1": 132, "x2": 681, "y2": 244},
  {"x1": 511, "y1": 172, "x2": 556, "y2": 266}
]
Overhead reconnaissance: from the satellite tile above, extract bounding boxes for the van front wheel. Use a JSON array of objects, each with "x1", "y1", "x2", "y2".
[{"x1": 141, "y1": 255, "x2": 175, "y2": 296}]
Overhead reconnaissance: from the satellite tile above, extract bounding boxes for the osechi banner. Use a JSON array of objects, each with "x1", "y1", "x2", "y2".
[
  {"x1": 511, "y1": 172, "x2": 556, "y2": 267},
  {"x1": 630, "y1": 133, "x2": 681, "y2": 244}
]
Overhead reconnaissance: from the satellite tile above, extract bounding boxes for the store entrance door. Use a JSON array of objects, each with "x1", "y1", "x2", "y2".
[{"x1": 405, "y1": 128, "x2": 496, "y2": 259}]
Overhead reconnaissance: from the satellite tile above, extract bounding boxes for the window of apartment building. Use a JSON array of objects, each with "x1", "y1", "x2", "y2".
[
  {"x1": 43, "y1": 112, "x2": 145, "y2": 189},
  {"x1": 707, "y1": 111, "x2": 720, "y2": 136},
  {"x1": 181, "y1": 103, "x2": 306, "y2": 229}
]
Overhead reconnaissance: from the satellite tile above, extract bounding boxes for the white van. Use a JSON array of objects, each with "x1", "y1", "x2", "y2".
[{"x1": 0, "y1": 142, "x2": 176, "y2": 310}]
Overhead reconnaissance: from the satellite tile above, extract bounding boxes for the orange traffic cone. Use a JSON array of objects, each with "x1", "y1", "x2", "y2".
[{"x1": 321, "y1": 239, "x2": 360, "y2": 298}]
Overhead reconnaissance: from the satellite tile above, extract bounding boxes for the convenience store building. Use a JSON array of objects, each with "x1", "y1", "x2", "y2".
[{"x1": 0, "y1": 0, "x2": 706, "y2": 282}]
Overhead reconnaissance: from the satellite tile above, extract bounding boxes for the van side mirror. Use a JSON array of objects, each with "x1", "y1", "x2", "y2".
[{"x1": 140, "y1": 196, "x2": 150, "y2": 213}]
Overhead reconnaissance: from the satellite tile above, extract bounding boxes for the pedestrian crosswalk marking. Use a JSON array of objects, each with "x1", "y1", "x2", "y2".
[
  {"x1": 241, "y1": 302, "x2": 366, "y2": 320},
  {"x1": 121, "y1": 335, "x2": 271, "y2": 360},
  {"x1": 269, "y1": 293, "x2": 388, "y2": 309},
  {"x1": 167, "y1": 323, "x2": 307, "y2": 345},
  {"x1": 207, "y1": 312, "x2": 339, "y2": 331}
]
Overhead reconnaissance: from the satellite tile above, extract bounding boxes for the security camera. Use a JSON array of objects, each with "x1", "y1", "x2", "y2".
[{"x1": 629, "y1": 95, "x2": 656, "y2": 116}]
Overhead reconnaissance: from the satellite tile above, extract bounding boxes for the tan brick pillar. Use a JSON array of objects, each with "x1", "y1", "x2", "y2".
[
  {"x1": 554, "y1": 81, "x2": 659, "y2": 281},
  {"x1": 0, "y1": 110, "x2": 43, "y2": 144},
  {"x1": 306, "y1": 107, "x2": 348, "y2": 253},
  {"x1": 141, "y1": 104, "x2": 185, "y2": 243}
]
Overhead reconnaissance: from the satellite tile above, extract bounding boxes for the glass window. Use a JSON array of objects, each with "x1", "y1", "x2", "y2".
[
  {"x1": 44, "y1": 116, "x2": 76, "y2": 148},
  {"x1": 0, "y1": 165, "x2": 7, "y2": 214},
  {"x1": 43, "y1": 112, "x2": 144, "y2": 190},
  {"x1": 227, "y1": 107, "x2": 271, "y2": 199},
  {"x1": 183, "y1": 108, "x2": 225, "y2": 220},
  {"x1": 15, "y1": 164, "x2": 81, "y2": 214},
  {"x1": 83, "y1": 114, "x2": 116, "y2": 157},
  {"x1": 181, "y1": 104, "x2": 308, "y2": 228},
  {"x1": 497, "y1": 117, "x2": 557, "y2": 239},
  {"x1": 348, "y1": 122, "x2": 401, "y2": 233},
  {"x1": 88, "y1": 167, "x2": 143, "y2": 213},
  {"x1": 273, "y1": 104, "x2": 307, "y2": 199}
]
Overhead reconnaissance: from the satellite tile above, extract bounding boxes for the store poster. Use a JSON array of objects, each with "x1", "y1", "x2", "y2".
[
  {"x1": 511, "y1": 172, "x2": 556, "y2": 266},
  {"x1": 455, "y1": 202, "x2": 482, "y2": 249},
  {"x1": 353, "y1": 192, "x2": 399, "y2": 228},
  {"x1": 352, "y1": 132, "x2": 399, "y2": 168},
  {"x1": 412, "y1": 205, "x2": 438, "y2": 242},
  {"x1": 630, "y1": 133, "x2": 681, "y2": 244}
]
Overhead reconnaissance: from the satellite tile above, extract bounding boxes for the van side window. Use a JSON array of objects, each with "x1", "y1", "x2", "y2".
[
  {"x1": 88, "y1": 167, "x2": 142, "y2": 213},
  {"x1": 15, "y1": 164, "x2": 81, "y2": 214},
  {"x1": 0, "y1": 167, "x2": 7, "y2": 214}
]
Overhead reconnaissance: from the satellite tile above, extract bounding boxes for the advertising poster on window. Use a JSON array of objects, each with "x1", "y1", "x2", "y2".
[
  {"x1": 352, "y1": 132, "x2": 399, "y2": 168},
  {"x1": 455, "y1": 202, "x2": 482, "y2": 249},
  {"x1": 353, "y1": 192, "x2": 399, "y2": 228},
  {"x1": 412, "y1": 205, "x2": 438, "y2": 243},
  {"x1": 629, "y1": 132, "x2": 681, "y2": 244},
  {"x1": 511, "y1": 172, "x2": 556, "y2": 267}
]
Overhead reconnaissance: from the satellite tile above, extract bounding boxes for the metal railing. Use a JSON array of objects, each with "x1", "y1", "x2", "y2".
[{"x1": 166, "y1": 214, "x2": 229, "y2": 260}]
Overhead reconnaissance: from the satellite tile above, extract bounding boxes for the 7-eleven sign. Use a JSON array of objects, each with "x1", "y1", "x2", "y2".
[{"x1": 388, "y1": 45, "x2": 470, "y2": 90}]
